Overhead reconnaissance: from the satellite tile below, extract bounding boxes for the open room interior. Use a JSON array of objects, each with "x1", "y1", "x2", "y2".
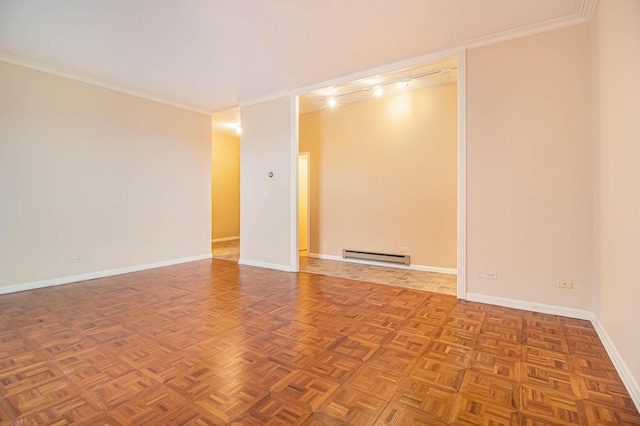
[
  {"x1": 297, "y1": 58, "x2": 459, "y2": 296},
  {"x1": 211, "y1": 59, "x2": 462, "y2": 296},
  {"x1": 1, "y1": 1, "x2": 639, "y2": 423}
]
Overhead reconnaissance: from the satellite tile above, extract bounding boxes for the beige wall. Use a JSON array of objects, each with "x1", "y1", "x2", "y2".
[
  {"x1": 0, "y1": 61, "x2": 211, "y2": 288},
  {"x1": 592, "y1": 0, "x2": 640, "y2": 390},
  {"x1": 299, "y1": 85, "x2": 457, "y2": 269},
  {"x1": 239, "y1": 96, "x2": 294, "y2": 270},
  {"x1": 211, "y1": 132, "x2": 240, "y2": 240},
  {"x1": 466, "y1": 24, "x2": 593, "y2": 310}
]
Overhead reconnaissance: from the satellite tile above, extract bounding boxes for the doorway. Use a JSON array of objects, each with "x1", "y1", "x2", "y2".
[
  {"x1": 211, "y1": 108, "x2": 242, "y2": 262},
  {"x1": 292, "y1": 52, "x2": 466, "y2": 298},
  {"x1": 298, "y1": 153, "x2": 310, "y2": 256}
]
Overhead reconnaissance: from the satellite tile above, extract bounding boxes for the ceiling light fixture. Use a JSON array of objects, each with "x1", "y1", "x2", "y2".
[{"x1": 316, "y1": 66, "x2": 457, "y2": 108}]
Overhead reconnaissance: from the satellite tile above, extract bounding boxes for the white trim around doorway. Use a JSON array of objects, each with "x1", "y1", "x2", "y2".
[
  {"x1": 290, "y1": 95, "x2": 300, "y2": 272},
  {"x1": 290, "y1": 48, "x2": 467, "y2": 299},
  {"x1": 456, "y1": 49, "x2": 467, "y2": 300}
]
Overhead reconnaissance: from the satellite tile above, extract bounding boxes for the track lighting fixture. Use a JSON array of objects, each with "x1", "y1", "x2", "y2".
[{"x1": 318, "y1": 65, "x2": 457, "y2": 109}]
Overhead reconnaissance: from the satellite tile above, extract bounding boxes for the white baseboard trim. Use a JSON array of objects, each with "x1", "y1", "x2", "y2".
[
  {"x1": 238, "y1": 259, "x2": 292, "y2": 272},
  {"x1": 591, "y1": 316, "x2": 640, "y2": 411},
  {"x1": 307, "y1": 253, "x2": 457, "y2": 275},
  {"x1": 212, "y1": 236, "x2": 240, "y2": 243},
  {"x1": 0, "y1": 254, "x2": 213, "y2": 295},
  {"x1": 465, "y1": 293, "x2": 593, "y2": 320},
  {"x1": 465, "y1": 292, "x2": 639, "y2": 411}
]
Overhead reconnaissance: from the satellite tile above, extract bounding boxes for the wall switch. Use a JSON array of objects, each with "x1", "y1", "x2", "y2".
[
  {"x1": 62, "y1": 256, "x2": 80, "y2": 264},
  {"x1": 477, "y1": 271, "x2": 497, "y2": 279},
  {"x1": 557, "y1": 281, "x2": 574, "y2": 289}
]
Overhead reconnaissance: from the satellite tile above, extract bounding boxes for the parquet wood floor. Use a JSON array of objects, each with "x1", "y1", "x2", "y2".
[
  {"x1": 0, "y1": 259, "x2": 638, "y2": 425},
  {"x1": 212, "y1": 240, "x2": 457, "y2": 295}
]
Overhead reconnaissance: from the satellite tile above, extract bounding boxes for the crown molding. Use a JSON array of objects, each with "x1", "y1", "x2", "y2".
[
  {"x1": 465, "y1": 0, "x2": 597, "y2": 50},
  {"x1": 1, "y1": 0, "x2": 599, "y2": 114},
  {"x1": 292, "y1": 47, "x2": 462, "y2": 96},
  {"x1": 293, "y1": 2, "x2": 597, "y2": 98},
  {"x1": 580, "y1": 0, "x2": 599, "y2": 21},
  {"x1": 239, "y1": 90, "x2": 291, "y2": 108},
  {"x1": 0, "y1": 52, "x2": 213, "y2": 116}
]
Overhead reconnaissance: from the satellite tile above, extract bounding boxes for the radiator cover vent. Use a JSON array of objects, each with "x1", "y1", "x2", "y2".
[{"x1": 342, "y1": 249, "x2": 410, "y2": 266}]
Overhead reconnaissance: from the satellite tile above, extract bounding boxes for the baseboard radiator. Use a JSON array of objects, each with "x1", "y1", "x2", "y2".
[{"x1": 342, "y1": 249, "x2": 410, "y2": 266}]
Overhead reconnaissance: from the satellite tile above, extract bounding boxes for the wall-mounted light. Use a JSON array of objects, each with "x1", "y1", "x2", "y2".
[
  {"x1": 235, "y1": 125, "x2": 242, "y2": 135},
  {"x1": 328, "y1": 97, "x2": 337, "y2": 107},
  {"x1": 400, "y1": 79, "x2": 411, "y2": 89},
  {"x1": 374, "y1": 86, "x2": 383, "y2": 97}
]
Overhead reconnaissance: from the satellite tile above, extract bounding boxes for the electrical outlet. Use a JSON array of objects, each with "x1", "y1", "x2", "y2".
[
  {"x1": 557, "y1": 281, "x2": 573, "y2": 289},
  {"x1": 477, "y1": 271, "x2": 497, "y2": 280},
  {"x1": 62, "y1": 256, "x2": 80, "y2": 264}
]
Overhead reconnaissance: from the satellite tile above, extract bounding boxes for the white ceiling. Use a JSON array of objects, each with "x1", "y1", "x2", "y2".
[{"x1": 0, "y1": 0, "x2": 584, "y2": 113}]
